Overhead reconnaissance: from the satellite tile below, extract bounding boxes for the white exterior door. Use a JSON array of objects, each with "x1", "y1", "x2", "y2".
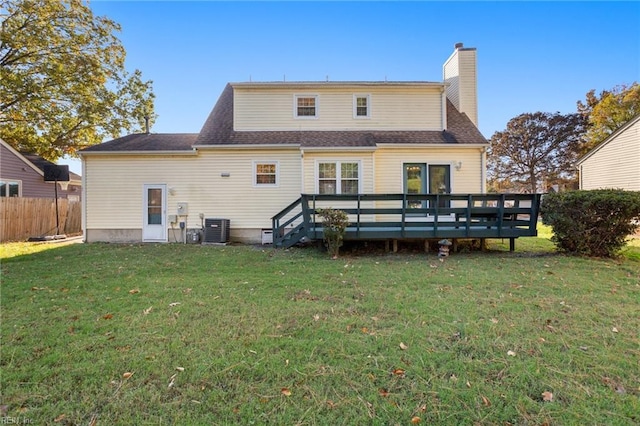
[{"x1": 142, "y1": 184, "x2": 167, "y2": 242}]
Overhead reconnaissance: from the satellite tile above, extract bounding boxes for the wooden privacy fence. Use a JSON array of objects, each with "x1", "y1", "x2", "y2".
[{"x1": 0, "y1": 198, "x2": 82, "y2": 242}]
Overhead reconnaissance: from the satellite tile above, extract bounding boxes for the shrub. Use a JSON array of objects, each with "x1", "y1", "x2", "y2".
[
  {"x1": 317, "y1": 208, "x2": 349, "y2": 259},
  {"x1": 541, "y1": 189, "x2": 640, "y2": 257}
]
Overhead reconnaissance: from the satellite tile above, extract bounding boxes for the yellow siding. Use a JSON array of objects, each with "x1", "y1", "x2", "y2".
[
  {"x1": 374, "y1": 147, "x2": 484, "y2": 193},
  {"x1": 580, "y1": 119, "x2": 640, "y2": 190},
  {"x1": 234, "y1": 86, "x2": 443, "y2": 131},
  {"x1": 443, "y1": 48, "x2": 478, "y2": 127},
  {"x1": 84, "y1": 149, "x2": 302, "y2": 231}
]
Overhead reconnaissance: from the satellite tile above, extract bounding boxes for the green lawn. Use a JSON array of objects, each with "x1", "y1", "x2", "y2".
[{"x1": 1, "y1": 234, "x2": 639, "y2": 425}]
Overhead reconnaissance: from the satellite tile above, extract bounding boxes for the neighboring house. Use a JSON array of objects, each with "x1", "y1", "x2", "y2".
[
  {"x1": 0, "y1": 138, "x2": 82, "y2": 201},
  {"x1": 80, "y1": 43, "x2": 489, "y2": 244},
  {"x1": 577, "y1": 114, "x2": 640, "y2": 190}
]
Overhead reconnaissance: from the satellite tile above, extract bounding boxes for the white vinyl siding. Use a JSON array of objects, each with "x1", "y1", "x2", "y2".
[
  {"x1": 443, "y1": 48, "x2": 478, "y2": 127},
  {"x1": 83, "y1": 150, "x2": 301, "y2": 232},
  {"x1": 374, "y1": 147, "x2": 484, "y2": 194},
  {"x1": 234, "y1": 86, "x2": 443, "y2": 131},
  {"x1": 579, "y1": 118, "x2": 640, "y2": 190}
]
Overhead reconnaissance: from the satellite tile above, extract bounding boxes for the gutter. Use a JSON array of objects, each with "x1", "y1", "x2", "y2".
[{"x1": 78, "y1": 150, "x2": 198, "y2": 156}]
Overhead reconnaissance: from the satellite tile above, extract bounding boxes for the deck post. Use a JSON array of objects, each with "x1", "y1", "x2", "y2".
[
  {"x1": 393, "y1": 240, "x2": 398, "y2": 253},
  {"x1": 510, "y1": 238, "x2": 515, "y2": 252}
]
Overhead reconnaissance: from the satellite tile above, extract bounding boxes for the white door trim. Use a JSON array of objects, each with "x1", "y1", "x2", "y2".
[{"x1": 142, "y1": 184, "x2": 167, "y2": 242}]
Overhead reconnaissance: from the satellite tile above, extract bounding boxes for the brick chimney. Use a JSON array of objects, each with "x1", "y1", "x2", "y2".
[{"x1": 443, "y1": 43, "x2": 478, "y2": 127}]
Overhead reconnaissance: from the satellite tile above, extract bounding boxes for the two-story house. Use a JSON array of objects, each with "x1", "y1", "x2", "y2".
[{"x1": 80, "y1": 43, "x2": 490, "y2": 244}]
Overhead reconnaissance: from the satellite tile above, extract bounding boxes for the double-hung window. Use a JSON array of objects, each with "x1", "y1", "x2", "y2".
[
  {"x1": 353, "y1": 94, "x2": 371, "y2": 118},
  {"x1": 317, "y1": 161, "x2": 360, "y2": 194},
  {"x1": 0, "y1": 180, "x2": 21, "y2": 197},
  {"x1": 295, "y1": 95, "x2": 318, "y2": 118},
  {"x1": 254, "y1": 161, "x2": 278, "y2": 186}
]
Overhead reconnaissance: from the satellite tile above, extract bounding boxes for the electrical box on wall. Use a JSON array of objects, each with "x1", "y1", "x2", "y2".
[
  {"x1": 177, "y1": 202, "x2": 188, "y2": 215},
  {"x1": 168, "y1": 214, "x2": 177, "y2": 224}
]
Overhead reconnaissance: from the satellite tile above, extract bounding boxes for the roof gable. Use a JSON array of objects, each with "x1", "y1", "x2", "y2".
[
  {"x1": 0, "y1": 138, "x2": 44, "y2": 176},
  {"x1": 577, "y1": 114, "x2": 640, "y2": 165}
]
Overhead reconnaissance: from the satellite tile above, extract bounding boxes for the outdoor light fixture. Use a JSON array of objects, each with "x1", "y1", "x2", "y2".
[{"x1": 455, "y1": 161, "x2": 463, "y2": 171}]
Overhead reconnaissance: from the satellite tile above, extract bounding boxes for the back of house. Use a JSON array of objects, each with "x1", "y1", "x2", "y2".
[{"x1": 80, "y1": 43, "x2": 488, "y2": 244}]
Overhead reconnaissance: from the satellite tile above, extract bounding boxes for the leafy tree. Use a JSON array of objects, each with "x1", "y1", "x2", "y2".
[
  {"x1": 487, "y1": 112, "x2": 586, "y2": 193},
  {"x1": 577, "y1": 83, "x2": 640, "y2": 153},
  {"x1": 0, "y1": 0, "x2": 155, "y2": 159}
]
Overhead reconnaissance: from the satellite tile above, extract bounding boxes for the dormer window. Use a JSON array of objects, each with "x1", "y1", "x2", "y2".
[
  {"x1": 295, "y1": 95, "x2": 318, "y2": 118},
  {"x1": 353, "y1": 94, "x2": 371, "y2": 118}
]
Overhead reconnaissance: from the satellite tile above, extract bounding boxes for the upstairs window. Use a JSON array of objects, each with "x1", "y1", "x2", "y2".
[
  {"x1": 317, "y1": 161, "x2": 360, "y2": 194},
  {"x1": 0, "y1": 180, "x2": 21, "y2": 197},
  {"x1": 295, "y1": 95, "x2": 318, "y2": 118},
  {"x1": 353, "y1": 94, "x2": 371, "y2": 118},
  {"x1": 254, "y1": 161, "x2": 278, "y2": 186}
]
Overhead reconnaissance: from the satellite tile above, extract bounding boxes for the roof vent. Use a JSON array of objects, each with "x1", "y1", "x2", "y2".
[{"x1": 455, "y1": 42, "x2": 464, "y2": 50}]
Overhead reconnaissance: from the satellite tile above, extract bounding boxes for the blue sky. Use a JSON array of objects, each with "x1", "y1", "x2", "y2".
[{"x1": 62, "y1": 1, "x2": 639, "y2": 173}]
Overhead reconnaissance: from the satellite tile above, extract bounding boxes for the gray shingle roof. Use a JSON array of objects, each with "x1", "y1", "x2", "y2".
[
  {"x1": 21, "y1": 152, "x2": 82, "y2": 181},
  {"x1": 80, "y1": 133, "x2": 198, "y2": 152}
]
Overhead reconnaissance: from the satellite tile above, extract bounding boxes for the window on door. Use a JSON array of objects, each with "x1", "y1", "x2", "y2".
[
  {"x1": 429, "y1": 165, "x2": 451, "y2": 208},
  {"x1": 147, "y1": 188, "x2": 163, "y2": 225},
  {"x1": 403, "y1": 163, "x2": 451, "y2": 210}
]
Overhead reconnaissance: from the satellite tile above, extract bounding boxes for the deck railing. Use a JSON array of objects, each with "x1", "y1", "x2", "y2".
[{"x1": 272, "y1": 193, "x2": 543, "y2": 250}]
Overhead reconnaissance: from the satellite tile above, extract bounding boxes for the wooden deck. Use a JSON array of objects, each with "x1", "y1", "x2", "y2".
[{"x1": 272, "y1": 193, "x2": 542, "y2": 251}]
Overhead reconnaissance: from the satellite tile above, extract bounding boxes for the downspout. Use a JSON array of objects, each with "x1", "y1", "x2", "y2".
[
  {"x1": 441, "y1": 88, "x2": 447, "y2": 130},
  {"x1": 300, "y1": 148, "x2": 305, "y2": 194},
  {"x1": 480, "y1": 147, "x2": 487, "y2": 193},
  {"x1": 81, "y1": 156, "x2": 87, "y2": 242}
]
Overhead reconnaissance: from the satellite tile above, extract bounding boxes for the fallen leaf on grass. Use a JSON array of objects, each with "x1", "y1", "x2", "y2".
[
  {"x1": 507, "y1": 350, "x2": 516, "y2": 357},
  {"x1": 378, "y1": 388, "x2": 390, "y2": 397},
  {"x1": 400, "y1": 342, "x2": 408, "y2": 350},
  {"x1": 54, "y1": 414, "x2": 66, "y2": 422},
  {"x1": 122, "y1": 372, "x2": 134, "y2": 379},
  {"x1": 281, "y1": 387, "x2": 292, "y2": 396},
  {"x1": 542, "y1": 391, "x2": 554, "y2": 402},
  {"x1": 175, "y1": 367, "x2": 185, "y2": 372},
  {"x1": 611, "y1": 327, "x2": 619, "y2": 333},
  {"x1": 128, "y1": 289, "x2": 139, "y2": 294},
  {"x1": 411, "y1": 416, "x2": 421, "y2": 424},
  {"x1": 481, "y1": 395, "x2": 491, "y2": 407},
  {"x1": 143, "y1": 307, "x2": 153, "y2": 315},
  {"x1": 169, "y1": 302, "x2": 181, "y2": 307},
  {"x1": 392, "y1": 368, "x2": 406, "y2": 377},
  {"x1": 103, "y1": 314, "x2": 113, "y2": 320},
  {"x1": 168, "y1": 374, "x2": 177, "y2": 389}
]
